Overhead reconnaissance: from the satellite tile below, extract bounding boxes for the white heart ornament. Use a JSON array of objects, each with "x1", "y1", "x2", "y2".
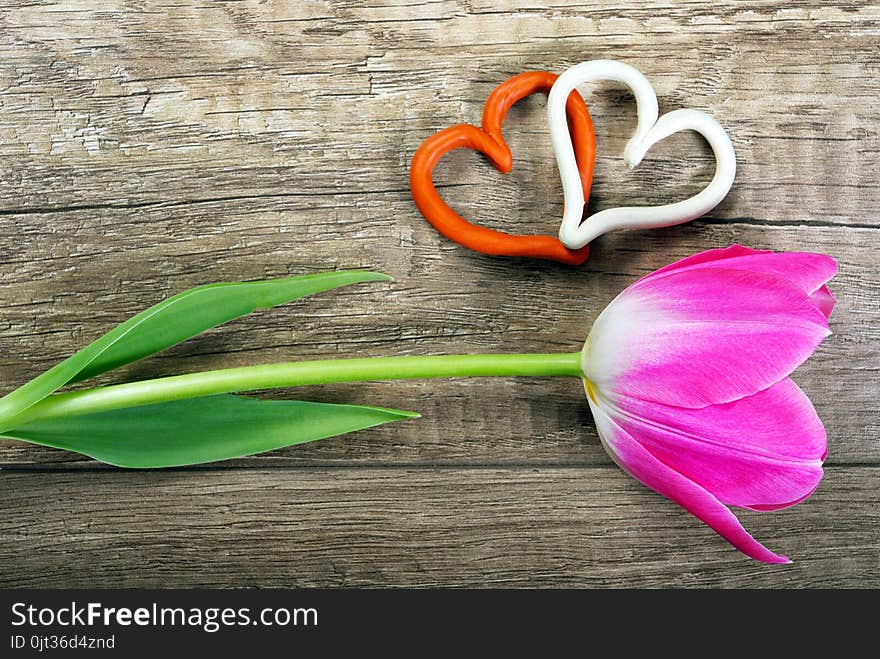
[{"x1": 547, "y1": 60, "x2": 737, "y2": 249}]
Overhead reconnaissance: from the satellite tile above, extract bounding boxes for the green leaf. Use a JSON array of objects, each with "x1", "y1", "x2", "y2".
[
  {"x1": 2, "y1": 395, "x2": 418, "y2": 468},
  {"x1": 0, "y1": 271, "x2": 390, "y2": 426}
]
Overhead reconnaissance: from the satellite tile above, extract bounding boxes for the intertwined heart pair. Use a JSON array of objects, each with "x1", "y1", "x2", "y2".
[{"x1": 410, "y1": 60, "x2": 736, "y2": 265}]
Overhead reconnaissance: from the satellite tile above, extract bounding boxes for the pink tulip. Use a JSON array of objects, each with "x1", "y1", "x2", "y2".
[
  {"x1": 2, "y1": 243, "x2": 836, "y2": 563},
  {"x1": 582, "y1": 245, "x2": 836, "y2": 563}
]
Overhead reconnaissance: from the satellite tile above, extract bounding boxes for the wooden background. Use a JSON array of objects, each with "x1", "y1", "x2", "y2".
[{"x1": 0, "y1": 1, "x2": 877, "y2": 588}]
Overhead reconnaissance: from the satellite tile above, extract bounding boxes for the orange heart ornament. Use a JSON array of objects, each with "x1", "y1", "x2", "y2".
[{"x1": 410, "y1": 71, "x2": 597, "y2": 266}]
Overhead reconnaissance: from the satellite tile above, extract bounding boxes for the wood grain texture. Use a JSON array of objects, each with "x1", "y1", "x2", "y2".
[
  {"x1": 1, "y1": 466, "x2": 877, "y2": 588},
  {"x1": 0, "y1": 1, "x2": 877, "y2": 587}
]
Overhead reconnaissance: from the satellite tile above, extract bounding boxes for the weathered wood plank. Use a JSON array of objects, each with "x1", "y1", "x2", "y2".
[
  {"x1": 0, "y1": 2, "x2": 876, "y2": 224},
  {"x1": 0, "y1": 222, "x2": 874, "y2": 466},
  {"x1": 0, "y1": 466, "x2": 876, "y2": 588}
]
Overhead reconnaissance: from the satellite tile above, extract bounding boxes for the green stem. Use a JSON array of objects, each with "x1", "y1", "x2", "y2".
[{"x1": 4, "y1": 352, "x2": 584, "y2": 428}]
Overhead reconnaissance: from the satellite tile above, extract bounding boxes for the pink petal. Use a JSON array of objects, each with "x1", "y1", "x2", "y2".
[
  {"x1": 645, "y1": 245, "x2": 838, "y2": 301},
  {"x1": 606, "y1": 378, "x2": 826, "y2": 512},
  {"x1": 588, "y1": 397, "x2": 790, "y2": 564},
  {"x1": 645, "y1": 244, "x2": 766, "y2": 279},
  {"x1": 810, "y1": 285, "x2": 837, "y2": 319},
  {"x1": 748, "y1": 489, "x2": 818, "y2": 512},
  {"x1": 584, "y1": 267, "x2": 831, "y2": 407}
]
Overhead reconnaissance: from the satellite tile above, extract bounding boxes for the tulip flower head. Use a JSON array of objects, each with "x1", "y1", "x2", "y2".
[{"x1": 582, "y1": 245, "x2": 837, "y2": 563}]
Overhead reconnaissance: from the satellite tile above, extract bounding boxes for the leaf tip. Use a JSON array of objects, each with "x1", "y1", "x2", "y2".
[
  {"x1": 349, "y1": 270, "x2": 394, "y2": 284},
  {"x1": 372, "y1": 406, "x2": 420, "y2": 419}
]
